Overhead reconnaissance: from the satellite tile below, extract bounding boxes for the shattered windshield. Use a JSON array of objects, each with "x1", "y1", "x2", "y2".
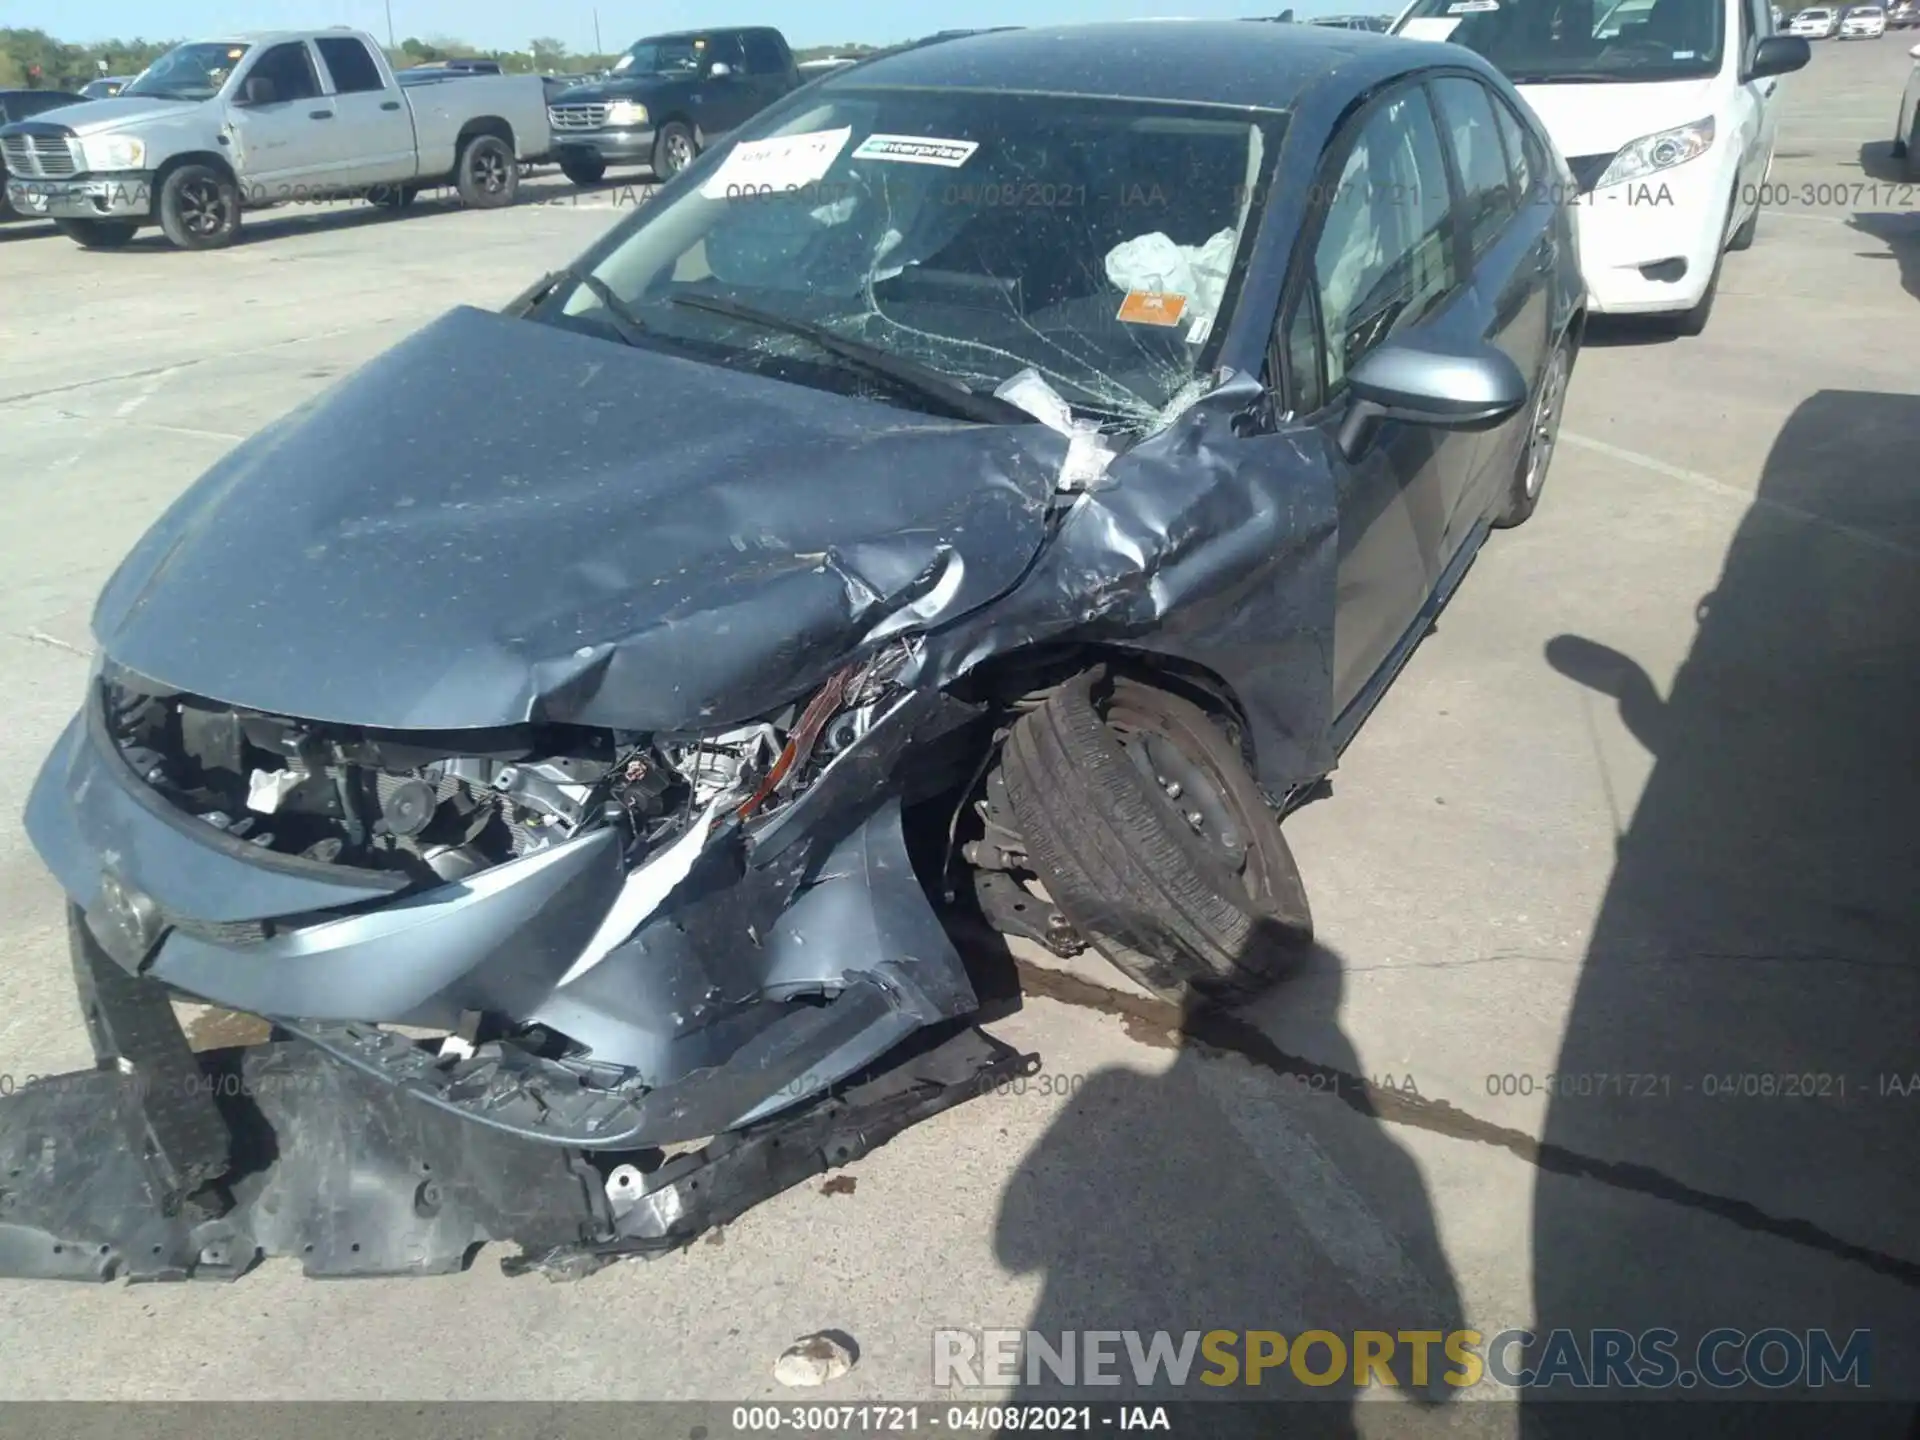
[
  {"x1": 612, "y1": 37, "x2": 703, "y2": 75},
  {"x1": 122, "y1": 41, "x2": 253, "y2": 101},
  {"x1": 1398, "y1": 0, "x2": 1724, "y2": 83},
  {"x1": 556, "y1": 87, "x2": 1281, "y2": 427}
]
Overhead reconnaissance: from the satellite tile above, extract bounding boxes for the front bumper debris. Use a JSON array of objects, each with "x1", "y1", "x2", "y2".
[{"x1": 0, "y1": 921, "x2": 1031, "y2": 1282}]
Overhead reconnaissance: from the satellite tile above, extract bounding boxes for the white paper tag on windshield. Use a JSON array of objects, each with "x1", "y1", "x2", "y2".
[
  {"x1": 701, "y1": 126, "x2": 852, "y2": 198},
  {"x1": 851, "y1": 134, "x2": 979, "y2": 167},
  {"x1": 1447, "y1": 0, "x2": 1499, "y2": 11},
  {"x1": 1400, "y1": 16, "x2": 1466, "y2": 37}
]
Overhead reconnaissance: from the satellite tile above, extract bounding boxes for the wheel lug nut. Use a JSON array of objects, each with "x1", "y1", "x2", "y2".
[
  {"x1": 1162, "y1": 779, "x2": 1182, "y2": 799},
  {"x1": 1186, "y1": 811, "x2": 1204, "y2": 829}
]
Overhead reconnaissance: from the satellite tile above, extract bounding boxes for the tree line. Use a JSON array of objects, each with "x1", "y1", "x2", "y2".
[{"x1": 2, "y1": 27, "x2": 881, "y2": 92}]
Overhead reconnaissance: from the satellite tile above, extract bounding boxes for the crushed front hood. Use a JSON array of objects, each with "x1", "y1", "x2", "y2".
[{"x1": 92, "y1": 305, "x2": 1063, "y2": 732}]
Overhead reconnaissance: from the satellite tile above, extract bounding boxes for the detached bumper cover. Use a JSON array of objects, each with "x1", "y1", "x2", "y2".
[{"x1": 0, "y1": 920, "x2": 1030, "y2": 1282}]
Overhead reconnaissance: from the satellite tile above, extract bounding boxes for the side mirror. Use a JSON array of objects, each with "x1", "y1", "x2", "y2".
[
  {"x1": 707, "y1": 61, "x2": 734, "y2": 77},
  {"x1": 1336, "y1": 336, "x2": 1528, "y2": 460},
  {"x1": 239, "y1": 75, "x2": 279, "y2": 105},
  {"x1": 1911, "y1": 41, "x2": 1920, "y2": 58},
  {"x1": 1748, "y1": 34, "x2": 1811, "y2": 78}
]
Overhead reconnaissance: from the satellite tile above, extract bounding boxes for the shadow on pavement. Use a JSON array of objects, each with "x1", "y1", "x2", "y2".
[
  {"x1": 1524, "y1": 390, "x2": 1920, "y2": 1436},
  {"x1": 987, "y1": 941, "x2": 1466, "y2": 1437}
]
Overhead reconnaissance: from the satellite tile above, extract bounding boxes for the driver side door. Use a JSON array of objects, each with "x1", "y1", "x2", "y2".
[
  {"x1": 225, "y1": 40, "x2": 342, "y2": 194},
  {"x1": 1275, "y1": 82, "x2": 1466, "y2": 721}
]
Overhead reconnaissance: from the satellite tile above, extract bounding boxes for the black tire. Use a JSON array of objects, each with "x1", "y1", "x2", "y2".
[
  {"x1": 455, "y1": 133, "x2": 518, "y2": 208},
  {"x1": 54, "y1": 218, "x2": 139, "y2": 249},
  {"x1": 157, "y1": 163, "x2": 241, "y2": 250},
  {"x1": 1907, "y1": 114, "x2": 1920, "y2": 180},
  {"x1": 652, "y1": 121, "x2": 697, "y2": 181},
  {"x1": 367, "y1": 182, "x2": 417, "y2": 211},
  {"x1": 1495, "y1": 330, "x2": 1572, "y2": 528},
  {"x1": 1727, "y1": 201, "x2": 1758, "y2": 251},
  {"x1": 559, "y1": 154, "x2": 607, "y2": 186},
  {"x1": 1002, "y1": 672, "x2": 1313, "y2": 1006}
]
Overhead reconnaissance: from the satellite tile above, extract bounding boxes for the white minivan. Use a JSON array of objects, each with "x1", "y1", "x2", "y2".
[{"x1": 1392, "y1": 0, "x2": 1811, "y2": 334}]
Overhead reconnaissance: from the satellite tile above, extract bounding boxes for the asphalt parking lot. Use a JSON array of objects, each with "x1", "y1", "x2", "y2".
[{"x1": 0, "y1": 32, "x2": 1916, "y2": 1425}]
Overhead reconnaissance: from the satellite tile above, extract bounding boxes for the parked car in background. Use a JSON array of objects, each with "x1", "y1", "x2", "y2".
[
  {"x1": 0, "y1": 30, "x2": 551, "y2": 250},
  {"x1": 1891, "y1": 1, "x2": 1920, "y2": 26},
  {"x1": 1789, "y1": 6, "x2": 1841, "y2": 34},
  {"x1": 1840, "y1": 5, "x2": 1889, "y2": 33},
  {"x1": 0, "y1": 88, "x2": 88, "y2": 220},
  {"x1": 80, "y1": 76, "x2": 135, "y2": 100},
  {"x1": 545, "y1": 26, "x2": 800, "y2": 184},
  {"x1": 1395, "y1": 0, "x2": 1811, "y2": 335},
  {"x1": 1893, "y1": 40, "x2": 1920, "y2": 174}
]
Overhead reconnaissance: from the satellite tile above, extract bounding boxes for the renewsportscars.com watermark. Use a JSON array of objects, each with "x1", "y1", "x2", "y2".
[{"x1": 932, "y1": 1328, "x2": 1872, "y2": 1391}]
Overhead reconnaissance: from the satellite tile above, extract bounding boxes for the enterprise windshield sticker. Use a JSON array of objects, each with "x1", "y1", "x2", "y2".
[
  {"x1": 1447, "y1": 1, "x2": 1500, "y2": 12},
  {"x1": 851, "y1": 134, "x2": 980, "y2": 167},
  {"x1": 701, "y1": 127, "x2": 853, "y2": 198},
  {"x1": 1116, "y1": 290, "x2": 1188, "y2": 327}
]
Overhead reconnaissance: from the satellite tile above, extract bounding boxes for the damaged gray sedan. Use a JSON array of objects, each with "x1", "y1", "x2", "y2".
[{"x1": 5, "y1": 22, "x2": 1581, "y2": 1281}]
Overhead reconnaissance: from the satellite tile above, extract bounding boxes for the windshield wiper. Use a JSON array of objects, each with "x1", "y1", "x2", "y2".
[
  {"x1": 531, "y1": 266, "x2": 650, "y2": 347},
  {"x1": 667, "y1": 291, "x2": 1030, "y2": 425}
]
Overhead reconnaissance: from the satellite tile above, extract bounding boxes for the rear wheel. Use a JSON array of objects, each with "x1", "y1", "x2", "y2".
[
  {"x1": 1002, "y1": 672, "x2": 1312, "y2": 1006},
  {"x1": 652, "y1": 121, "x2": 697, "y2": 181},
  {"x1": 54, "y1": 218, "x2": 139, "y2": 249},
  {"x1": 455, "y1": 134, "x2": 517, "y2": 208},
  {"x1": 1495, "y1": 331, "x2": 1572, "y2": 529}
]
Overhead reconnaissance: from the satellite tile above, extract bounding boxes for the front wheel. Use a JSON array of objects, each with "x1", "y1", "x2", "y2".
[
  {"x1": 54, "y1": 218, "x2": 139, "y2": 249},
  {"x1": 559, "y1": 154, "x2": 607, "y2": 186},
  {"x1": 1002, "y1": 672, "x2": 1313, "y2": 1006},
  {"x1": 455, "y1": 134, "x2": 518, "y2": 208},
  {"x1": 157, "y1": 164, "x2": 241, "y2": 249},
  {"x1": 652, "y1": 121, "x2": 697, "y2": 181}
]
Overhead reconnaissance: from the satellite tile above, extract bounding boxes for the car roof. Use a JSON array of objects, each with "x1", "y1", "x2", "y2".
[
  {"x1": 633, "y1": 26, "x2": 781, "y2": 40},
  {"x1": 821, "y1": 20, "x2": 1435, "y2": 111}
]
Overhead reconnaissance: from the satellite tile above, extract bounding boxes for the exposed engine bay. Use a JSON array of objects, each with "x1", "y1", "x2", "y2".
[{"x1": 103, "y1": 641, "x2": 914, "y2": 894}]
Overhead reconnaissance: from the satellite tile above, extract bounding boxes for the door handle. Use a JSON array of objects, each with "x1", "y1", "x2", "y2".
[
  {"x1": 309, "y1": 109, "x2": 334, "y2": 119},
  {"x1": 380, "y1": 99, "x2": 401, "y2": 110},
  {"x1": 1761, "y1": 80, "x2": 1777, "y2": 95}
]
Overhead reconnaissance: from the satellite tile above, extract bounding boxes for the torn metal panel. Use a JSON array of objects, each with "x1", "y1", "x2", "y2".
[
  {"x1": 914, "y1": 373, "x2": 1342, "y2": 795},
  {"x1": 89, "y1": 305, "x2": 1067, "y2": 735}
]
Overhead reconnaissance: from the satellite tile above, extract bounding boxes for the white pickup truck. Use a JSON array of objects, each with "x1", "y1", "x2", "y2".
[{"x1": 0, "y1": 28, "x2": 551, "y2": 250}]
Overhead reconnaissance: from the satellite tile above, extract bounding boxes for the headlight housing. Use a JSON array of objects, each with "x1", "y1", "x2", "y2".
[
  {"x1": 604, "y1": 99, "x2": 649, "y2": 127},
  {"x1": 80, "y1": 133, "x2": 146, "y2": 171},
  {"x1": 1593, "y1": 117, "x2": 1715, "y2": 191}
]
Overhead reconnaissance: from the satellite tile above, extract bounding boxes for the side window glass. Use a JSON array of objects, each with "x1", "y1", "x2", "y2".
[
  {"x1": 1490, "y1": 96, "x2": 1535, "y2": 203},
  {"x1": 1310, "y1": 86, "x2": 1458, "y2": 393},
  {"x1": 1431, "y1": 76, "x2": 1516, "y2": 260},
  {"x1": 706, "y1": 34, "x2": 747, "y2": 72},
  {"x1": 743, "y1": 32, "x2": 787, "y2": 74},
  {"x1": 246, "y1": 42, "x2": 320, "y2": 103},
  {"x1": 315, "y1": 37, "x2": 385, "y2": 94},
  {"x1": 1282, "y1": 295, "x2": 1326, "y2": 415}
]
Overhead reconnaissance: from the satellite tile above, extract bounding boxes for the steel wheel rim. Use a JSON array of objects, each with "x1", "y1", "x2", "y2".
[
  {"x1": 1525, "y1": 347, "x2": 1568, "y2": 499},
  {"x1": 1109, "y1": 715, "x2": 1269, "y2": 903},
  {"x1": 179, "y1": 178, "x2": 229, "y2": 236}
]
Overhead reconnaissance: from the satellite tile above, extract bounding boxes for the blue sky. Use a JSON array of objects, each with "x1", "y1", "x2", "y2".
[{"x1": 11, "y1": 1, "x2": 1366, "y2": 56}]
